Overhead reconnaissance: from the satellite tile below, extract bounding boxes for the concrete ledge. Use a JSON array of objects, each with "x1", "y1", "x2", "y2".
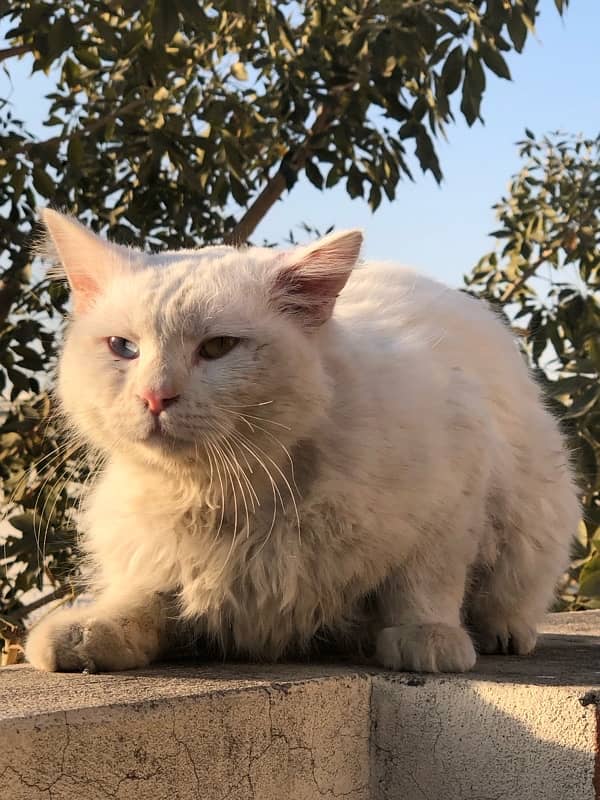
[{"x1": 2, "y1": 613, "x2": 600, "y2": 799}]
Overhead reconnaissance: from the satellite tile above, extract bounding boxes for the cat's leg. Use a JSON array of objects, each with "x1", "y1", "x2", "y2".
[
  {"x1": 374, "y1": 552, "x2": 477, "y2": 673},
  {"x1": 25, "y1": 591, "x2": 175, "y2": 672},
  {"x1": 466, "y1": 485, "x2": 577, "y2": 656},
  {"x1": 466, "y1": 563, "x2": 539, "y2": 656}
]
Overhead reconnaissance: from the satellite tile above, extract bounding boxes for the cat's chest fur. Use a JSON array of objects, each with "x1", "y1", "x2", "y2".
[
  {"x1": 88, "y1": 462, "x2": 390, "y2": 658},
  {"x1": 175, "y1": 493, "x2": 388, "y2": 656}
]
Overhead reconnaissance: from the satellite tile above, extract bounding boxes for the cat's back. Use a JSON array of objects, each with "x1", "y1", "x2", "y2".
[
  {"x1": 336, "y1": 261, "x2": 503, "y2": 346},
  {"x1": 334, "y1": 261, "x2": 533, "y2": 399}
]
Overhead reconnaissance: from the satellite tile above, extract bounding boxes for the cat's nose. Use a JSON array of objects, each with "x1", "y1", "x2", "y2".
[{"x1": 138, "y1": 388, "x2": 180, "y2": 415}]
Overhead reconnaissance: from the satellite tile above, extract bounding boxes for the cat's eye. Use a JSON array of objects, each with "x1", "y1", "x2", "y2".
[
  {"x1": 198, "y1": 336, "x2": 240, "y2": 360},
  {"x1": 108, "y1": 336, "x2": 139, "y2": 359}
]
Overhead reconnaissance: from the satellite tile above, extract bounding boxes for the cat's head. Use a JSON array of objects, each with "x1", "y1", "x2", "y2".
[{"x1": 42, "y1": 210, "x2": 362, "y2": 471}]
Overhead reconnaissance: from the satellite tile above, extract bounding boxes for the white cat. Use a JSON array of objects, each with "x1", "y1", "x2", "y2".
[{"x1": 25, "y1": 209, "x2": 579, "y2": 673}]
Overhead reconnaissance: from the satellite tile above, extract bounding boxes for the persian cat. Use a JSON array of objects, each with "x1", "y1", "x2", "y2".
[{"x1": 26, "y1": 209, "x2": 578, "y2": 673}]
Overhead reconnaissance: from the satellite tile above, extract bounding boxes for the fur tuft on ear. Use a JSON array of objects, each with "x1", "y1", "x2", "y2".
[
  {"x1": 272, "y1": 229, "x2": 363, "y2": 327},
  {"x1": 39, "y1": 209, "x2": 135, "y2": 314}
]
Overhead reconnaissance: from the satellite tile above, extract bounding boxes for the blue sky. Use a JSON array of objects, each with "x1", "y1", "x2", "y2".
[
  {"x1": 2, "y1": 2, "x2": 599, "y2": 286},
  {"x1": 256, "y1": 1, "x2": 600, "y2": 285}
]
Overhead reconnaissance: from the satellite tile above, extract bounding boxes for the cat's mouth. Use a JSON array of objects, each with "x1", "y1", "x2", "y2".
[
  {"x1": 146, "y1": 423, "x2": 179, "y2": 445},
  {"x1": 132, "y1": 413, "x2": 214, "y2": 459},
  {"x1": 142, "y1": 419, "x2": 194, "y2": 453}
]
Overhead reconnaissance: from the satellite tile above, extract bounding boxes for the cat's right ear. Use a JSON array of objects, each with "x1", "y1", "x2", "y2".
[
  {"x1": 271, "y1": 229, "x2": 363, "y2": 327},
  {"x1": 40, "y1": 209, "x2": 132, "y2": 315}
]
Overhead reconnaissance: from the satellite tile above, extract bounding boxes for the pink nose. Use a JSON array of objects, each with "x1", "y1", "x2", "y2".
[{"x1": 138, "y1": 389, "x2": 180, "y2": 415}]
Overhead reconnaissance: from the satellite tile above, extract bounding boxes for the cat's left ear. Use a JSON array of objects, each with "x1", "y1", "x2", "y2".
[
  {"x1": 272, "y1": 229, "x2": 363, "y2": 327},
  {"x1": 40, "y1": 209, "x2": 134, "y2": 315}
]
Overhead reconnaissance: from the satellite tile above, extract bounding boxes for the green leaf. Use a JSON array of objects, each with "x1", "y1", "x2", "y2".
[
  {"x1": 346, "y1": 166, "x2": 363, "y2": 199},
  {"x1": 507, "y1": 11, "x2": 528, "y2": 52},
  {"x1": 368, "y1": 183, "x2": 382, "y2": 211},
  {"x1": 229, "y1": 175, "x2": 248, "y2": 205},
  {"x1": 441, "y1": 46, "x2": 463, "y2": 94},
  {"x1": 415, "y1": 129, "x2": 442, "y2": 182},
  {"x1": 152, "y1": 1, "x2": 179, "y2": 46},
  {"x1": 305, "y1": 160, "x2": 323, "y2": 190},
  {"x1": 75, "y1": 46, "x2": 101, "y2": 70},
  {"x1": 479, "y1": 42, "x2": 511, "y2": 80},
  {"x1": 231, "y1": 62, "x2": 248, "y2": 81},
  {"x1": 460, "y1": 51, "x2": 486, "y2": 126},
  {"x1": 579, "y1": 570, "x2": 600, "y2": 598},
  {"x1": 67, "y1": 135, "x2": 84, "y2": 168},
  {"x1": 8, "y1": 513, "x2": 35, "y2": 537},
  {"x1": 546, "y1": 376, "x2": 595, "y2": 398},
  {"x1": 63, "y1": 57, "x2": 81, "y2": 86},
  {"x1": 326, "y1": 164, "x2": 343, "y2": 188},
  {"x1": 48, "y1": 14, "x2": 77, "y2": 58},
  {"x1": 561, "y1": 387, "x2": 600, "y2": 420},
  {"x1": 465, "y1": 128, "x2": 600, "y2": 612}
]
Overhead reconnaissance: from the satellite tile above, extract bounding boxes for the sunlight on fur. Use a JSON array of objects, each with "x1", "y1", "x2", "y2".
[{"x1": 25, "y1": 209, "x2": 579, "y2": 674}]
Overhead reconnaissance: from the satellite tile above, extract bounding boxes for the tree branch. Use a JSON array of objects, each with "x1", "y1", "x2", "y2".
[
  {"x1": 0, "y1": 584, "x2": 75, "y2": 627},
  {"x1": 224, "y1": 102, "x2": 339, "y2": 245},
  {"x1": 0, "y1": 45, "x2": 31, "y2": 63}
]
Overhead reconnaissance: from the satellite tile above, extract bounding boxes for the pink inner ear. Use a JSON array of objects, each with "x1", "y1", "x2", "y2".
[
  {"x1": 274, "y1": 267, "x2": 349, "y2": 306},
  {"x1": 70, "y1": 272, "x2": 101, "y2": 315},
  {"x1": 41, "y1": 209, "x2": 136, "y2": 316},
  {"x1": 273, "y1": 231, "x2": 362, "y2": 326}
]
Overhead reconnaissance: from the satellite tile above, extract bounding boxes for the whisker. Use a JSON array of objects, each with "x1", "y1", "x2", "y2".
[
  {"x1": 206, "y1": 437, "x2": 241, "y2": 578},
  {"x1": 225, "y1": 411, "x2": 300, "y2": 497},
  {"x1": 204, "y1": 438, "x2": 226, "y2": 543},
  {"x1": 213, "y1": 400, "x2": 274, "y2": 410},
  {"x1": 213, "y1": 435, "x2": 250, "y2": 534},
  {"x1": 214, "y1": 405, "x2": 290, "y2": 431},
  {"x1": 223, "y1": 429, "x2": 281, "y2": 558},
  {"x1": 218, "y1": 426, "x2": 284, "y2": 538},
  {"x1": 216, "y1": 431, "x2": 259, "y2": 512},
  {"x1": 229, "y1": 426, "x2": 301, "y2": 542}
]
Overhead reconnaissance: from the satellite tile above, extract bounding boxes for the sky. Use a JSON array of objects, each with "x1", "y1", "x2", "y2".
[{"x1": 2, "y1": 1, "x2": 599, "y2": 287}]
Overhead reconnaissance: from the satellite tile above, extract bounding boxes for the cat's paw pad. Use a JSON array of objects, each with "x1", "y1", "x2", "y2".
[
  {"x1": 375, "y1": 623, "x2": 477, "y2": 673},
  {"x1": 472, "y1": 617, "x2": 537, "y2": 656},
  {"x1": 26, "y1": 612, "x2": 149, "y2": 673}
]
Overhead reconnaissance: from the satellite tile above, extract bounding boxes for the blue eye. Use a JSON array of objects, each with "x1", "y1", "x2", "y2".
[{"x1": 108, "y1": 336, "x2": 139, "y2": 359}]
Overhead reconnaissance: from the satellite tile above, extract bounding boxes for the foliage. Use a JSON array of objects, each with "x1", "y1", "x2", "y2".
[
  {"x1": 465, "y1": 132, "x2": 600, "y2": 610},
  {"x1": 0, "y1": 0, "x2": 565, "y2": 647}
]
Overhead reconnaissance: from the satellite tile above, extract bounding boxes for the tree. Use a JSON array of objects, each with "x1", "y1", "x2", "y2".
[
  {"x1": 0, "y1": 0, "x2": 567, "y2": 654},
  {"x1": 465, "y1": 131, "x2": 600, "y2": 610}
]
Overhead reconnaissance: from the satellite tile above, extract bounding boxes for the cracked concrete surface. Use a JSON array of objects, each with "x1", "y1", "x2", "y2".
[
  {"x1": 3, "y1": 669, "x2": 372, "y2": 800},
  {"x1": 372, "y1": 678, "x2": 595, "y2": 800},
  {"x1": 372, "y1": 613, "x2": 600, "y2": 800},
  {"x1": 3, "y1": 613, "x2": 600, "y2": 799}
]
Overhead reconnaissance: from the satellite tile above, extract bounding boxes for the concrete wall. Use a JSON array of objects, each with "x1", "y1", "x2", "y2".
[{"x1": 3, "y1": 612, "x2": 599, "y2": 800}]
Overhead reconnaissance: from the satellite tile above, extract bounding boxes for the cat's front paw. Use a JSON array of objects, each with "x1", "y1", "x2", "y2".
[
  {"x1": 26, "y1": 609, "x2": 153, "y2": 673},
  {"x1": 375, "y1": 623, "x2": 477, "y2": 673}
]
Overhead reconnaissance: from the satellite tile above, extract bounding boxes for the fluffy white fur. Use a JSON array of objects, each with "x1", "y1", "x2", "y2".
[{"x1": 26, "y1": 210, "x2": 579, "y2": 674}]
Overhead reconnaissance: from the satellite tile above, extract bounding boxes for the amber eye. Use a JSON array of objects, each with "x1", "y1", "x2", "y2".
[{"x1": 198, "y1": 336, "x2": 240, "y2": 360}]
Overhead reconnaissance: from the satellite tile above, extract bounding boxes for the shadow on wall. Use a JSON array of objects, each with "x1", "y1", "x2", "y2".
[{"x1": 372, "y1": 638, "x2": 598, "y2": 800}]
